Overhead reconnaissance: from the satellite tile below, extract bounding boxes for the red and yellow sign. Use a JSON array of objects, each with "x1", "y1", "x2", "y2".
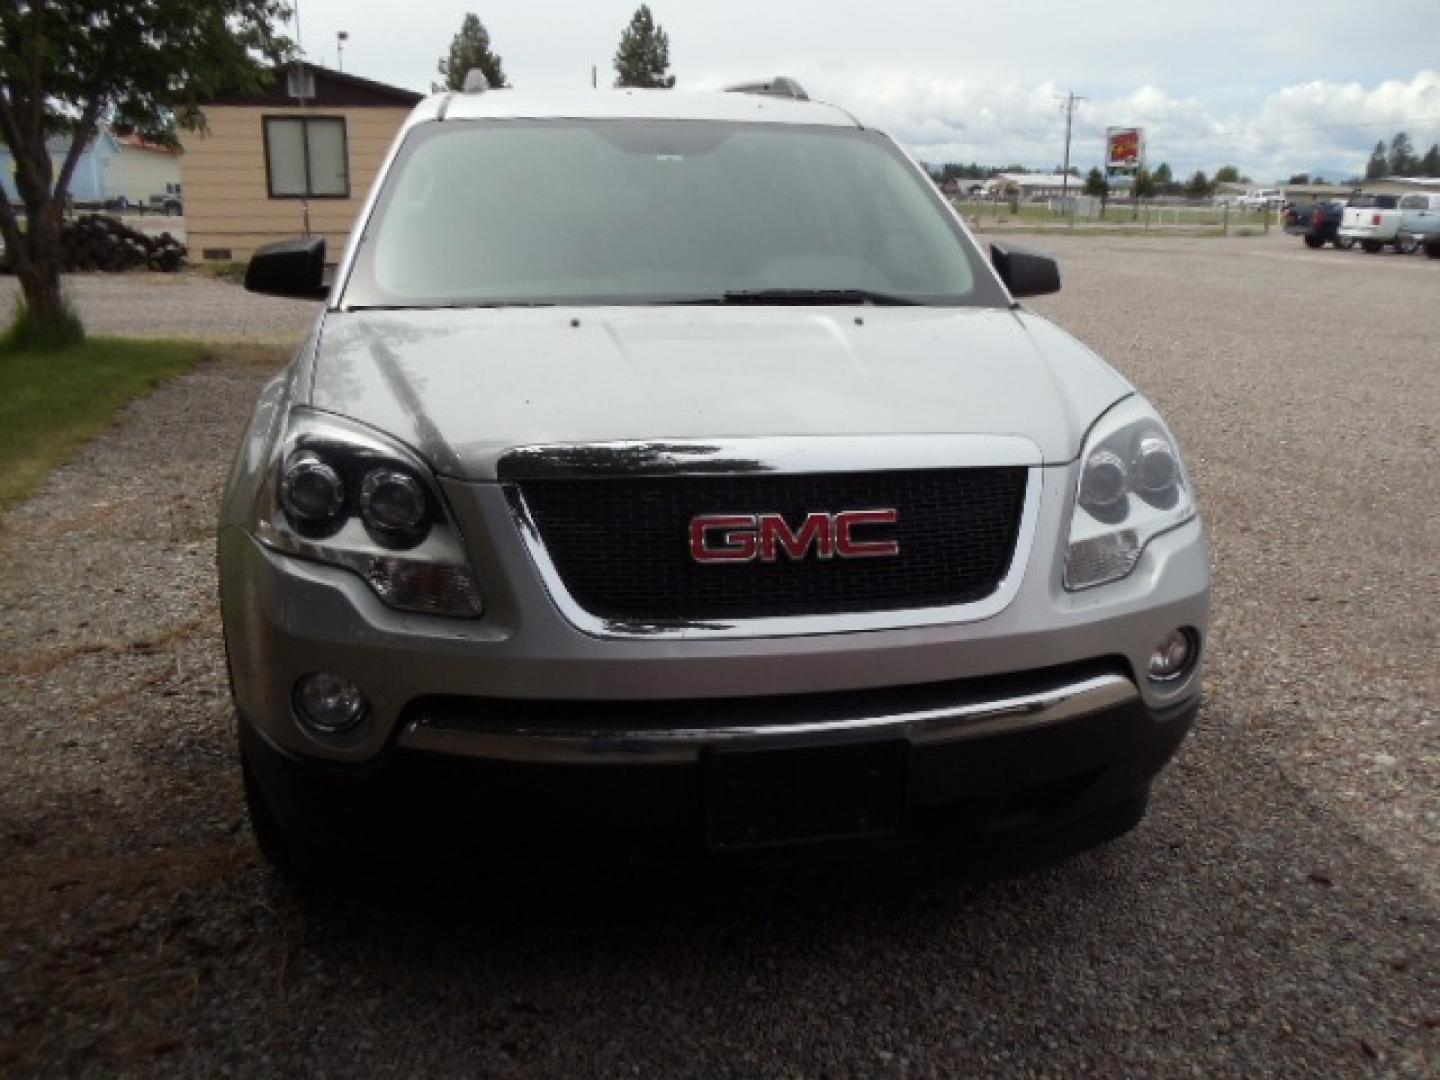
[{"x1": 1106, "y1": 128, "x2": 1144, "y2": 170}]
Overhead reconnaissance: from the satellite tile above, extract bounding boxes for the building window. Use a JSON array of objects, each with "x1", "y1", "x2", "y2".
[{"x1": 264, "y1": 116, "x2": 349, "y2": 199}]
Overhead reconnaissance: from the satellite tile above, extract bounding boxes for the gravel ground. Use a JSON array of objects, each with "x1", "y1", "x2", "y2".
[
  {"x1": 0, "y1": 271, "x2": 318, "y2": 342},
  {"x1": 1, "y1": 232, "x2": 1437, "y2": 1076}
]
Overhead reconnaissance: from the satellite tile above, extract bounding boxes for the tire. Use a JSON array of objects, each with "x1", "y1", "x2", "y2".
[
  {"x1": 1396, "y1": 236, "x2": 1418, "y2": 255},
  {"x1": 1361, "y1": 240, "x2": 1383, "y2": 253},
  {"x1": 240, "y1": 735, "x2": 343, "y2": 884},
  {"x1": 1303, "y1": 234, "x2": 1323, "y2": 249},
  {"x1": 1335, "y1": 235, "x2": 1355, "y2": 250},
  {"x1": 1425, "y1": 242, "x2": 1440, "y2": 259},
  {"x1": 242, "y1": 752, "x2": 307, "y2": 873}
]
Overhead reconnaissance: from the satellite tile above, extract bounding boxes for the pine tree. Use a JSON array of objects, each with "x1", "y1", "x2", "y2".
[
  {"x1": 1152, "y1": 162, "x2": 1173, "y2": 194},
  {"x1": 613, "y1": 6, "x2": 675, "y2": 88},
  {"x1": 1186, "y1": 170, "x2": 1211, "y2": 198},
  {"x1": 1388, "y1": 132, "x2": 1416, "y2": 177},
  {"x1": 1364, "y1": 140, "x2": 1388, "y2": 180},
  {"x1": 435, "y1": 13, "x2": 507, "y2": 92},
  {"x1": 1421, "y1": 143, "x2": 1440, "y2": 178}
]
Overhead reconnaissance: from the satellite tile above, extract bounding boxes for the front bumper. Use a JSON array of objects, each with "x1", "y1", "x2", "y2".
[{"x1": 240, "y1": 680, "x2": 1198, "y2": 860}]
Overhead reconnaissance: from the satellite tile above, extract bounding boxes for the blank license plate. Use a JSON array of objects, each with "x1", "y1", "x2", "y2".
[{"x1": 704, "y1": 741, "x2": 907, "y2": 850}]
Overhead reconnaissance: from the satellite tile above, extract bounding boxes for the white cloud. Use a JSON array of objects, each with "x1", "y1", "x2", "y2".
[{"x1": 766, "y1": 68, "x2": 1440, "y2": 182}]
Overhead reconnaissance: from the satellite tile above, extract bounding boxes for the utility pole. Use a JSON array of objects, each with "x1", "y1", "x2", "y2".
[
  {"x1": 1057, "y1": 91, "x2": 1086, "y2": 201},
  {"x1": 336, "y1": 30, "x2": 348, "y2": 72}
]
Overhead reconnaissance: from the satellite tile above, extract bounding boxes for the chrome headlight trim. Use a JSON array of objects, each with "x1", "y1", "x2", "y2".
[
  {"x1": 255, "y1": 409, "x2": 483, "y2": 618},
  {"x1": 1064, "y1": 395, "x2": 1197, "y2": 591}
]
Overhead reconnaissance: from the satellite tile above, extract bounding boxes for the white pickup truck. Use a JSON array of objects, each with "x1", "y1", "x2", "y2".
[
  {"x1": 1396, "y1": 192, "x2": 1440, "y2": 258},
  {"x1": 1339, "y1": 194, "x2": 1406, "y2": 253}
]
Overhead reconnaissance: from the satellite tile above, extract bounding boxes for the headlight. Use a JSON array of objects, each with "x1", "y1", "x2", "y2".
[
  {"x1": 1065, "y1": 396, "x2": 1196, "y2": 590},
  {"x1": 256, "y1": 409, "x2": 482, "y2": 617}
]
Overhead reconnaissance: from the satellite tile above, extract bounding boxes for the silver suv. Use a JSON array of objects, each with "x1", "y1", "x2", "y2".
[{"x1": 226, "y1": 82, "x2": 1209, "y2": 873}]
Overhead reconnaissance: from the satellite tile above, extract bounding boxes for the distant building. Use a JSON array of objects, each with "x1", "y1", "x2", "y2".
[
  {"x1": 984, "y1": 173, "x2": 1080, "y2": 200},
  {"x1": 109, "y1": 134, "x2": 183, "y2": 207},
  {"x1": 1, "y1": 130, "x2": 119, "y2": 204},
  {"x1": 1, "y1": 127, "x2": 181, "y2": 206},
  {"x1": 181, "y1": 61, "x2": 422, "y2": 263}
]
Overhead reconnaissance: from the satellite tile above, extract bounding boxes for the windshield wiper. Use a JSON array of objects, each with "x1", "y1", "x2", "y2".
[{"x1": 718, "y1": 288, "x2": 924, "y2": 306}]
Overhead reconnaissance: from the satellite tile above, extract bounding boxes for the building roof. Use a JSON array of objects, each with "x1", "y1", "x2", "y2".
[
  {"x1": 116, "y1": 132, "x2": 182, "y2": 156},
  {"x1": 202, "y1": 61, "x2": 423, "y2": 108},
  {"x1": 423, "y1": 88, "x2": 859, "y2": 129},
  {"x1": 985, "y1": 172, "x2": 1077, "y2": 189}
]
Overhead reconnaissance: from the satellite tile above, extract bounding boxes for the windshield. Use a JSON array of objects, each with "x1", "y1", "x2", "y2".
[{"x1": 342, "y1": 119, "x2": 1005, "y2": 309}]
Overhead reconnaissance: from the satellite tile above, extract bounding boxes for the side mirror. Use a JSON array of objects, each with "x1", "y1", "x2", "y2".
[
  {"x1": 244, "y1": 237, "x2": 329, "y2": 300},
  {"x1": 990, "y1": 242, "x2": 1061, "y2": 298}
]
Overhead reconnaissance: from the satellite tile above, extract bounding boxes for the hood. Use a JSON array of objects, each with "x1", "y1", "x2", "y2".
[{"x1": 308, "y1": 306, "x2": 1130, "y2": 479}]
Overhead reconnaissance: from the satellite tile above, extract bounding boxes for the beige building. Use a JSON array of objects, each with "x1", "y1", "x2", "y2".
[
  {"x1": 109, "y1": 134, "x2": 183, "y2": 206},
  {"x1": 181, "y1": 63, "x2": 421, "y2": 264}
]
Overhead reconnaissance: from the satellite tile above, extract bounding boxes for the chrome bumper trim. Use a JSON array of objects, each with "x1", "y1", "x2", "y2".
[{"x1": 397, "y1": 671, "x2": 1140, "y2": 765}]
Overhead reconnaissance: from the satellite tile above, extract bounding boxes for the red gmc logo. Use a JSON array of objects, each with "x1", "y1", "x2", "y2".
[{"x1": 690, "y1": 509, "x2": 900, "y2": 564}]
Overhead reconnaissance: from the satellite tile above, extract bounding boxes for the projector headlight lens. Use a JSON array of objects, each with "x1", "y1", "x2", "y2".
[{"x1": 1065, "y1": 396, "x2": 1196, "y2": 590}]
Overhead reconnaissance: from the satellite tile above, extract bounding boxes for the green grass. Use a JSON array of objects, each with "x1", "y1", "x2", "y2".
[{"x1": 0, "y1": 337, "x2": 207, "y2": 513}]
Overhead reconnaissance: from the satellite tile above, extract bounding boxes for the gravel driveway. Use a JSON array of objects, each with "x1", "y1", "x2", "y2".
[
  {"x1": 2, "y1": 234, "x2": 1437, "y2": 1076},
  {"x1": 0, "y1": 271, "x2": 318, "y2": 342}
]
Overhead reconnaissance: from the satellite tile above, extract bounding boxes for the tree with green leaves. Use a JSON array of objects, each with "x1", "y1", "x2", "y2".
[
  {"x1": 1287, "y1": 172, "x2": 1310, "y2": 185},
  {"x1": 1213, "y1": 164, "x2": 1241, "y2": 184},
  {"x1": 1151, "y1": 162, "x2": 1173, "y2": 194},
  {"x1": 1133, "y1": 167, "x2": 1157, "y2": 199},
  {"x1": 1388, "y1": 131, "x2": 1416, "y2": 176},
  {"x1": 0, "y1": 1, "x2": 290, "y2": 349},
  {"x1": 1186, "y1": 170, "x2": 1211, "y2": 198},
  {"x1": 1083, "y1": 166, "x2": 1108, "y2": 214},
  {"x1": 1365, "y1": 140, "x2": 1388, "y2": 180},
  {"x1": 1421, "y1": 143, "x2": 1440, "y2": 177},
  {"x1": 434, "y1": 12, "x2": 507, "y2": 93},
  {"x1": 613, "y1": 5, "x2": 675, "y2": 88}
]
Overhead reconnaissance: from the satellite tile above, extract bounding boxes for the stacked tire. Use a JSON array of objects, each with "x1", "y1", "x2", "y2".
[{"x1": 58, "y1": 214, "x2": 187, "y2": 273}]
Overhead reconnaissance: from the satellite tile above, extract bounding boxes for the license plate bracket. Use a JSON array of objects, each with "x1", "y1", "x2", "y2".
[{"x1": 703, "y1": 740, "x2": 907, "y2": 850}]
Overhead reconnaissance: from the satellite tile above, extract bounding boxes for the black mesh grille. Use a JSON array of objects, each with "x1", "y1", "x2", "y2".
[{"x1": 519, "y1": 468, "x2": 1028, "y2": 621}]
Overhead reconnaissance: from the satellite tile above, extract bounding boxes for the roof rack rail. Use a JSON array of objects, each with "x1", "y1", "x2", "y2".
[
  {"x1": 461, "y1": 69, "x2": 489, "y2": 93},
  {"x1": 724, "y1": 77, "x2": 809, "y2": 101}
]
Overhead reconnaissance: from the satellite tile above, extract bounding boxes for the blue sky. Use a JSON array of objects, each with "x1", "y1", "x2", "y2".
[{"x1": 295, "y1": 0, "x2": 1440, "y2": 181}]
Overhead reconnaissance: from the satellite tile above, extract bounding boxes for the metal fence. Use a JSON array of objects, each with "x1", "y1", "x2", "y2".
[{"x1": 954, "y1": 196, "x2": 1275, "y2": 237}]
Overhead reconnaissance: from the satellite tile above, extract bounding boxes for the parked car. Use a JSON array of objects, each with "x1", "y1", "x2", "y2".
[
  {"x1": 1339, "y1": 193, "x2": 1406, "y2": 252},
  {"x1": 1284, "y1": 199, "x2": 1351, "y2": 248},
  {"x1": 1396, "y1": 192, "x2": 1440, "y2": 258},
  {"x1": 149, "y1": 191, "x2": 183, "y2": 216},
  {"x1": 227, "y1": 82, "x2": 1209, "y2": 876}
]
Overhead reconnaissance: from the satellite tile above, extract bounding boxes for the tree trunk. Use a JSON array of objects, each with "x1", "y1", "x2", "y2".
[
  {"x1": 14, "y1": 249, "x2": 66, "y2": 331},
  {"x1": 0, "y1": 137, "x2": 81, "y2": 347},
  {"x1": 3, "y1": 199, "x2": 75, "y2": 346}
]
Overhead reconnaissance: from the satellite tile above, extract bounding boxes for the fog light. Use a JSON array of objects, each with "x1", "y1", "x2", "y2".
[
  {"x1": 294, "y1": 672, "x2": 367, "y2": 733},
  {"x1": 1147, "y1": 629, "x2": 1197, "y2": 684}
]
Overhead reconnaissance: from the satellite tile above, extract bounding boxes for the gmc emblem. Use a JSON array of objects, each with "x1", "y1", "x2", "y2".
[{"x1": 690, "y1": 509, "x2": 900, "y2": 564}]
